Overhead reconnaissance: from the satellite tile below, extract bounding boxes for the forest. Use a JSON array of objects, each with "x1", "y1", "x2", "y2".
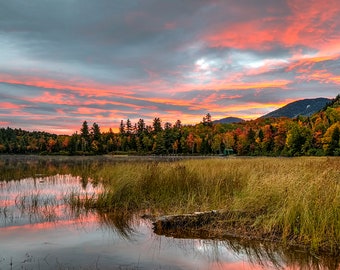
[{"x1": 1, "y1": 95, "x2": 339, "y2": 157}]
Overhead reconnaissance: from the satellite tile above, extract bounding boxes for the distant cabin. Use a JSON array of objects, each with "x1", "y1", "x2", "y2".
[{"x1": 223, "y1": 149, "x2": 234, "y2": 156}]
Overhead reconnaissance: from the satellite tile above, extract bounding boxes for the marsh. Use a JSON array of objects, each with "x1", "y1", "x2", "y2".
[{"x1": 0, "y1": 155, "x2": 339, "y2": 269}]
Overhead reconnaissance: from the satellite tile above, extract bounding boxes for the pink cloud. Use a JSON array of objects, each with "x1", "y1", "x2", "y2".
[
  {"x1": 203, "y1": 0, "x2": 340, "y2": 52},
  {"x1": 164, "y1": 22, "x2": 177, "y2": 30},
  {"x1": 0, "y1": 121, "x2": 10, "y2": 126},
  {"x1": 0, "y1": 102, "x2": 26, "y2": 110}
]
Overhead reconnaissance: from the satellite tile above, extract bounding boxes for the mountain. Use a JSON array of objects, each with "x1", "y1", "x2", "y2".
[
  {"x1": 213, "y1": 116, "x2": 245, "y2": 124},
  {"x1": 261, "y1": 98, "x2": 331, "y2": 119}
]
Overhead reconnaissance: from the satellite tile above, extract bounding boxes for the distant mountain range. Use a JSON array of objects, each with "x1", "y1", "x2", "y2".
[
  {"x1": 214, "y1": 97, "x2": 332, "y2": 123},
  {"x1": 213, "y1": 117, "x2": 245, "y2": 124}
]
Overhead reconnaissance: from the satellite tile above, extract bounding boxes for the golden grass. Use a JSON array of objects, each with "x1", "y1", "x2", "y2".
[{"x1": 69, "y1": 157, "x2": 340, "y2": 253}]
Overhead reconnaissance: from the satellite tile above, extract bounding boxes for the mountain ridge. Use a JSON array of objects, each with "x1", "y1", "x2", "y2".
[
  {"x1": 214, "y1": 97, "x2": 332, "y2": 123},
  {"x1": 260, "y1": 97, "x2": 331, "y2": 119},
  {"x1": 212, "y1": 116, "x2": 245, "y2": 124}
]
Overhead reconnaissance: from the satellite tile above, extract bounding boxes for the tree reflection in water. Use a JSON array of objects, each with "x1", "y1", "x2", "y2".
[
  {"x1": 97, "y1": 211, "x2": 137, "y2": 240},
  {"x1": 217, "y1": 237, "x2": 340, "y2": 270}
]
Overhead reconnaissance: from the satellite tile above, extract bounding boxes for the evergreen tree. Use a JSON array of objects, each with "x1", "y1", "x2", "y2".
[
  {"x1": 91, "y1": 123, "x2": 101, "y2": 140},
  {"x1": 119, "y1": 120, "x2": 125, "y2": 135},
  {"x1": 126, "y1": 119, "x2": 132, "y2": 135},
  {"x1": 80, "y1": 121, "x2": 90, "y2": 139},
  {"x1": 80, "y1": 121, "x2": 90, "y2": 152},
  {"x1": 152, "y1": 117, "x2": 162, "y2": 133},
  {"x1": 137, "y1": 118, "x2": 146, "y2": 135},
  {"x1": 163, "y1": 122, "x2": 174, "y2": 154}
]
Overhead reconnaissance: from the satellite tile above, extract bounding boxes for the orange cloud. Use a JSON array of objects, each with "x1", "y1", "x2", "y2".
[
  {"x1": 286, "y1": 54, "x2": 340, "y2": 72},
  {"x1": 297, "y1": 70, "x2": 340, "y2": 85},
  {"x1": 176, "y1": 80, "x2": 291, "y2": 93},
  {"x1": 283, "y1": 52, "x2": 340, "y2": 85},
  {"x1": 0, "y1": 74, "x2": 135, "y2": 97},
  {"x1": 201, "y1": 100, "x2": 294, "y2": 114}
]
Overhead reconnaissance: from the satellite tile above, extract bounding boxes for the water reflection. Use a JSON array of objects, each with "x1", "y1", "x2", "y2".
[
  {"x1": 0, "y1": 156, "x2": 340, "y2": 269},
  {"x1": 0, "y1": 154, "x2": 189, "y2": 182},
  {"x1": 219, "y1": 238, "x2": 340, "y2": 270},
  {"x1": 97, "y1": 211, "x2": 137, "y2": 240},
  {"x1": 0, "y1": 174, "x2": 101, "y2": 227},
  {"x1": 153, "y1": 225, "x2": 340, "y2": 270}
]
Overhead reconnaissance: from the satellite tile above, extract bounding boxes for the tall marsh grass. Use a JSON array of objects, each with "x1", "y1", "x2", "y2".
[{"x1": 69, "y1": 157, "x2": 340, "y2": 253}]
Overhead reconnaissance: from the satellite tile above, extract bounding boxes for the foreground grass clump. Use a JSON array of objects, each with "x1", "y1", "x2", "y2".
[{"x1": 69, "y1": 157, "x2": 340, "y2": 253}]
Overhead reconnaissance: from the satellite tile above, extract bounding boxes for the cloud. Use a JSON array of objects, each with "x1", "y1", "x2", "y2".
[{"x1": 0, "y1": 0, "x2": 339, "y2": 134}]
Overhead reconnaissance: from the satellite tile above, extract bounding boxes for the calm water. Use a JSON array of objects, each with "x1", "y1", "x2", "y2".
[{"x1": 0, "y1": 156, "x2": 338, "y2": 270}]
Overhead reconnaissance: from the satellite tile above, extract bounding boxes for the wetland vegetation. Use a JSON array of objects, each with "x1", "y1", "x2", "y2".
[
  {"x1": 58, "y1": 156, "x2": 340, "y2": 254},
  {"x1": 1, "y1": 155, "x2": 340, "y2": 269}
]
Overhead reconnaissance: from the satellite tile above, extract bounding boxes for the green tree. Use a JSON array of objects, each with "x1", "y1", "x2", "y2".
[
  {"x1": 81, "y1": 121, "x2": 90, "y2": 139},
  {"x1": 211, "y1": 134, "x2": 222, "y2": 154},
  {"x1": 323, "y1": 123, "x2": 340, "y2": 156},
  {"x1": 91, "y1": 122, "x2": 101, "y2": 153},
  {"x1": 80, "y1": 121, "x2": 90, "y2": 152},
  {"x1": 119, "y1": 120, "x2": 125, "y2": 135},
  {"x1": 126, "y1": 119, "x2": 133, "y2": 135},
  {"x1": 137, "y1": 118, "x2": 146, "y2": 135},
  {"x1": 91, "y1": 123, "x2": 101, "y2": 141},
  {"x1": 285, "y1": 123, "x2": 311, "y2": 156},
  {"x1": 152, "y1": 117, "x2": 162, "y2": 134},
  {"x1": 163, "y1": 122, "x2": 174, "y2": 154},
  {"x1": 153, "y1": 133, "x2": 166, "y2": 154}
]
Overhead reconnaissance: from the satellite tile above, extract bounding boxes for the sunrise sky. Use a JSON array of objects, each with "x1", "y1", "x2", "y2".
[{"x1": 0, "y1": 0, "x2": 339, "y2": 134}]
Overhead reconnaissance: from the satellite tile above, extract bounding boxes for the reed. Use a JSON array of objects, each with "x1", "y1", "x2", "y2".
[
  {"x1": 14, "y1": 192, "x2": 60, "y2": 222},
  {"x1": 68, "y1": 157, "x2": 340, "y2": 253}
]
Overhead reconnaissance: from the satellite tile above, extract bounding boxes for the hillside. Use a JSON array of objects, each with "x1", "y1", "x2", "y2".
[
  {"x1": 261, "y1": 98, "x2": 331, "y2": 118},
  {"x1": 213, "y1": 117, "x2": 245, "y2": 124}
]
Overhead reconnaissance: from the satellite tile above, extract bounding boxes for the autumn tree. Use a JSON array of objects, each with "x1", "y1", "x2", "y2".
[{"x1": 323, "y1": 123, "x2": 340, "y2": 155}]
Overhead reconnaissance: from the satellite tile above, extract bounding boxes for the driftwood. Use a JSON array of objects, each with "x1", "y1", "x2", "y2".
[
  {"x1": 151, "y1": 210, "x2": 302, "y2": 247},
  {"x1": 152, "y1": 210, "x2": 263, "y2": 240},
  {"x1": 153, "y1": 210, "x2": 217, "y2": 239}
]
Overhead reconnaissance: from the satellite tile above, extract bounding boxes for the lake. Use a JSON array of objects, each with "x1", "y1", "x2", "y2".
[{"x1": 0, "y1": 155, "x2": 338, "y2": 269}]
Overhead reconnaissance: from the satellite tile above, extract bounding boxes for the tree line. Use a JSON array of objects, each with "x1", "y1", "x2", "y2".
[{"x1": 1, "y1": 95, "x2": 339, "y2": 156}]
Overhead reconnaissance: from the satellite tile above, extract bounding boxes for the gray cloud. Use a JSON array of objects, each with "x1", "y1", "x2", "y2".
[{"x1": 0, "y1": 0, "x2": 339, "y2": 133}]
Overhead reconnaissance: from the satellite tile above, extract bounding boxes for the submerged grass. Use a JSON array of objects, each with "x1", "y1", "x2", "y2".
[{"x1": 68, "y1": 156, "x2": 340, "y2": 253}]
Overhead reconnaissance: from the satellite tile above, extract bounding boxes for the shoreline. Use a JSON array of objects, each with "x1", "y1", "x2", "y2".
[{"x1": 151, "y1": 210, "x2": 339, "y2": 255}]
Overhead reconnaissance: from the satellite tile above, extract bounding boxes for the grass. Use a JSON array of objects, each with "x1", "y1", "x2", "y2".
[
  {"x1": 14, "y1": 192, "x2": 60, "y2": 222},
  {"x1": 66, "y1": 157, "x2": 340, "y2": 253}
]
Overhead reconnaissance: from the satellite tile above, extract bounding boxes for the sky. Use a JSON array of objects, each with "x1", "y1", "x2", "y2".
[{"x1": 0, "y1": 0, "x2": 339, "y2": 134}]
